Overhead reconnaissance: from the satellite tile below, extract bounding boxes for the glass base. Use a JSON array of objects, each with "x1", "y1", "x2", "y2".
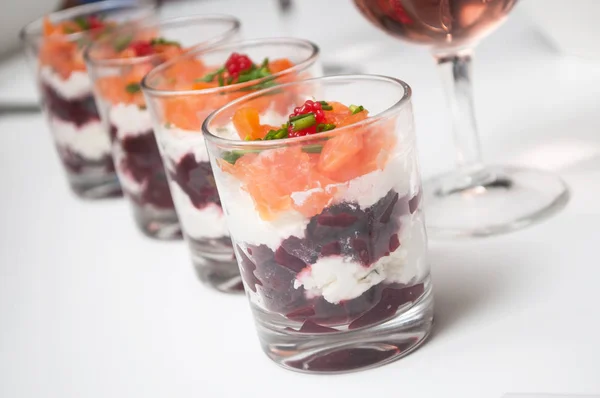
[
  {"x1": 424, "y1": 165, "x2": 570, "y2": 238},
  {"x1": 67, "y1": 171, "x2": 122, "y2": 199},
  {"x1": 255, "y1": 281, "x2": 434, "y2": 374},
  {"x1": 132, "y1": 205, "x2": 181, "y2": 240},
  {"x1": 188, "y1": 237, "x2": 243, "y2": 293}
]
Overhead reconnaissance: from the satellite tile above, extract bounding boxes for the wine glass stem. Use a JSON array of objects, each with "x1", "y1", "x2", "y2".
[{"x1": 435, "y1": 52, "x2": 483, "y2": 172}]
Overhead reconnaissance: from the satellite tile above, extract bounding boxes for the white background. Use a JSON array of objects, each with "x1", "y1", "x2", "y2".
[{"x1": 1, "y1": 1, "x2": 600, "y2": 397}]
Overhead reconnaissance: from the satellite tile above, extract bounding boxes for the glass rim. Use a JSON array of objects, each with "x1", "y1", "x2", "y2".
[
  {"x1": 141, "y1": 37, "x2": 320, "y2": 97},
  {"x1": 84, "y1": 14, "x2": 241, "y2": 68},
  {"x1": 19, "y1": 0, "x2": 156, "y2": 43},
  {"x1": 202, "y1": 74, "x2": 412, "y2": 149}
]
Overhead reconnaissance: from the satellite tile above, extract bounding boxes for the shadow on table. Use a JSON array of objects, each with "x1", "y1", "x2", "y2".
[{"x1": 427, "y1": 241, "x2": 515, "y2": 339}]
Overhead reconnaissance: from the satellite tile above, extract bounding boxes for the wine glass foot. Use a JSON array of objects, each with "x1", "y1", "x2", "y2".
[{"x1": 423, "y1": 165, "x2": 570, "y2": 239}]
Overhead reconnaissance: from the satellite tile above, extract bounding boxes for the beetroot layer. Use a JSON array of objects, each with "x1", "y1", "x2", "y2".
[{"x1": 238, "y1": 188, "x2": 424, "y2": 331}]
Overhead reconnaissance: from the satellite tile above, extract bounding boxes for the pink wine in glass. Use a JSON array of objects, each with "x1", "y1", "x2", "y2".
[
  {"x1": 354, "y1": 0, "x2": 569, "y2": 238},
  {"x1": 354, "y1": 0, "x2": 518, "y2": 52}
]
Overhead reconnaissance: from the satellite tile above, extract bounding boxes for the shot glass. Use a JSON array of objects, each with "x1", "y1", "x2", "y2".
[
  {"x1": 85, "y1": 15, "x2": 241, "y2": 239},
  {"x1": 203, "y1": 75, "x2": 433, "y2": 372},
  {"x1": 20, "y1": 1, "x2": 155, "y2": 199},
  {"x1": 142, "y1": 38, "x2": 322, "y2": 292}
]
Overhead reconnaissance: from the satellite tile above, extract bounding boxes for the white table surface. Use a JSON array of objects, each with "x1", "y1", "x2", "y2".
[{"x1": 1, "y1": 1, "x2": 600, "y2": 397}]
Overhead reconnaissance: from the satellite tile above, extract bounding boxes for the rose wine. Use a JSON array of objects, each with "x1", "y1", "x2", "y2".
[{"x1": 354, "y1": 0, "x2": 518, "y2": 52}]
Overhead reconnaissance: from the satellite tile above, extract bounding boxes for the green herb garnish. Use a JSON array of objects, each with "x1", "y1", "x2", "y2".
[
  {"x1": 195, "y1": 67, "x2": 225, "y2": 83},
  {"x1": 349, "y1": 104, "x2": 365, "y2": 114},
  {"x1": 125, "y1": 82, "x2": 141, "y2": 94},
  {"x1": 301, "y1": 144, "x2": 323, "y2": 154},
  {"x1": 317, "y1": 123, "x2": 336, "y2": 133},
  {"x1": 217, "y1": 73, "x2": 225, "y2": 87},
  {"x1": 149, "y1": 37, "x2": 181, "y2": 47},
  {"x1": 222, "y1": 149, "x2": 262, "y2": 164},
  {"x1": 263, "y1": 126, "x2": 289, "y2": 140},
  {"x1": 114, "y1": 34, "x2": 133, "y2": 52},
  {"x1": 222, "y1": 151, "x2": 243, "y2": 164},
  {"x1": 74, "y1": 17, "x2": 90, "y2": 30},
  {"x1": 319, "y1": 101, "x2": 333, "y2": 111},
  {"x1": 289, "y1": 113, "x2": 312, "y2": 122},
  {"x1": 291, "y1": 113, "x2": 316, "y2": 131}
]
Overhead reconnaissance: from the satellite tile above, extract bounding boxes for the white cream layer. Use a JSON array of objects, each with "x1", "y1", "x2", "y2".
[
  {"x1": 214, "y1": 169, "x2": 309, "y2": 250},
  {"x1": 109, "y1": 103, "x2": 153, "y2": 139},
  {"x1": 50, "y1": 117, "x2": 111, "y2": 160},
  {"x1": 160, "y1": 127, "x2": 209, "y2": 164},
  {"x1": 40, "y1": 67, "x2": 92, "y2": 101},
  {"x1": 170, "y1": 182, "x2": 229, "y2": 239}
]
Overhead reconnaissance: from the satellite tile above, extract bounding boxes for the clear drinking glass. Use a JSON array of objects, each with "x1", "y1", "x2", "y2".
[
  {"x1": 354, "y1": 0, "x2": 569, "y2": 237},
  {"x1": 142, "y1": 38, "x2": 322, "y2": 292},
  {"x1": 20, "y1": 1, "x2": 155, "y2": 199},
  {"x1": 85, "y1": 15, "x2": 241, "y2": 239},
  {"x1": 203, "y1": 75, "x2": 433, "y2": 373}
]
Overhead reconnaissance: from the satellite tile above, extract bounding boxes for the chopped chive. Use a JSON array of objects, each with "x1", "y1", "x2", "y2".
[
  {"x1": 222, "y1": 149, "x2": 262, "y2": 164},
  {"x1": 291, "y1": 113, "x2": 316, "y2": 131},
  {"x1": 63, "y1": 26, "x2": 75, "y2": 34},
  {"x1": 222, "y1": 151, "x2": 243, "y2": 164},
  {"x1": 150, "y1": 37, "x2": 181, "y2": 47},
  {"x1": 317, "y1": 123, "x2": 336, "y2": 133},
  {"x1": 195, "y1": 67, "x2": 226, "y2": 83},
  {"x1": 217, "y1": 73, "x2": 225, "y2": 87},
  {"x1": 264, "y1": 127, "x2": 288, "y2": 140},
  {"x1": 318, "y1": 101, "x2": 333, "y2": 111},
  {"x1": 349, "y1": 104, "x2": 365, "y2": 114},
  {"x1": 125, "y1": 82, "x2": 141, "y2": 94},
  {"x1": 164, "y1": 122, "x2": 172, "y2": 128},
  {"x1": 289, "y1": 113, "x2": 314, "y2": 122},
  {"x1": 302, "y1": 144, "x2": 323, "y2": 154},
  {"x1": 74, "y1": 17, "x2": 90, "y2": 30},
  {"x1": 114, "y1": 34, "x2": 133, "y2": 52},
  {"x1": 261, "y1": 58, "x2": 269, "y2": 68}
]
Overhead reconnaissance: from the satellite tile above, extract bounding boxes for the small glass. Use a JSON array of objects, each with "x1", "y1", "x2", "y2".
[
  {"x1": 203, "y1": 75, "x2": 433, "y2": 373},
  {"x1": 142, "y1": 38, "x2": 322, "y2": 292},
  {"x1": 20, "y1": 1, "x2": 155, "y2": 199},
  {"x1": 85, "y1": 15, "x2": 241, "y2": 239}
]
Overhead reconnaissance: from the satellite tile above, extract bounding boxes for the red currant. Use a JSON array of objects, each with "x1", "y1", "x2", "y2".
[
  {"x1": 225, "y1": 53, "x2": 253, "y2": 78},
  {"x1": 130, "y1": 41, "x2": 154, "y2": 57},
  {"x1": 87, "y1": 16, "x2": 104, "y2": 30},
  {"x1": 287, "y1": 100, "x2": 326, "y2": 138}
]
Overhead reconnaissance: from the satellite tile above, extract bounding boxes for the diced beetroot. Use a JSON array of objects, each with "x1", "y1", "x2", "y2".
[
  {"x1": 169, "y1": 154, "x2": 221, "y2": 210},
  {"x1": 42, "y1": 84, "x2": 99, "y2": 127},
  {"x1": 320, "y1": 241, "x2": 341, "y2": 256},
  {"x1": 348, "y1": 283, "x2": 425, "y2": 330},
  {"x1": 287, "y1": 347, "x2": 398, "y2": 372},
  {"x1": 115, "y1": 129, "x2": 174, "y2": 209},
  {"x1": 286, "y1": 305, "x2": 316, "y2": 322},
  {"x1": 378, "y1": 192, "x2": 399, "y2": 223},
  {"x1": 299, "y1": 320, "x2": 338, "y2": 333},
  {"x1": 274, "y1": 245, "x2": 306, "y2": 273},
  {"x1": 409, "y1": 190, "x2": 421, "y2": 214},
  {"x1": 389, "y1": 233, "x2": 400, "y2": 252},
  {"x1": 317, "y1": 213, "x2": 358, "y2": 227},
  {"x1": 235, "y1": 246, "x2": 262, "y2": 293}
]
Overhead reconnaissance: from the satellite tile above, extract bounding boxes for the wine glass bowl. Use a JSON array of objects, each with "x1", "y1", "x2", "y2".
[
  {"x1": 354, "y1": 0, "x2": 569, "y2": 238},
  {"x1": 354, "y1": 0, "x2": 518, "y2": 54}
]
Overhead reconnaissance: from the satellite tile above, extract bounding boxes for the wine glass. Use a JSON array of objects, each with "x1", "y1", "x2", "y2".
[{"x1": 354, "y1": 0, "x2": 569, "y2": 238}]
